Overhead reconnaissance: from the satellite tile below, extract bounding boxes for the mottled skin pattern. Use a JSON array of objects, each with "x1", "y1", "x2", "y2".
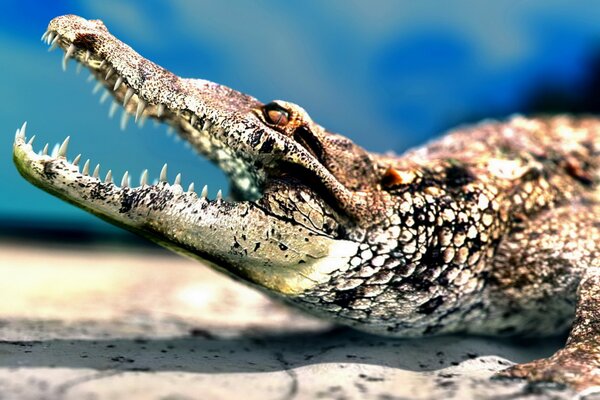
[{"x1": 12, "y1": 15, "x2": 600, "y2": 392}]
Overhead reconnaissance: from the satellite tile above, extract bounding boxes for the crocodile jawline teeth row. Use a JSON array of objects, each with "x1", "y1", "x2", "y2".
[
  {"x1": 14, "y1": 121, "x2": 224, "y2": 201},
  {"x1": 40, "y1": 29, "x2": 215, "y2": 136}
]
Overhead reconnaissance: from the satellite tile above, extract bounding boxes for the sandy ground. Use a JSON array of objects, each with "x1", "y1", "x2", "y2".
[{"x1": 0, "y1": 240, "x2": 585, "y2": 400}]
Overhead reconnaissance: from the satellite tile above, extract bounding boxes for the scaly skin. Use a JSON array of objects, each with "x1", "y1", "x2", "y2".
[{"x1": 13, "y1": 15, "x2": 600, "y2": 392}]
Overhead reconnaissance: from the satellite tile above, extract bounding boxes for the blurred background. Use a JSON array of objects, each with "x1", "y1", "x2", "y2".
[{"x1": 3, "y1": 0, "x2": 600, "y2": 242}]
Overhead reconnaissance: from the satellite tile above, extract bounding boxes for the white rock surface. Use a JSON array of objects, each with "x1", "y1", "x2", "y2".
[{"x1": 0, "y1": 241, "x2": 581, "y2": 399}]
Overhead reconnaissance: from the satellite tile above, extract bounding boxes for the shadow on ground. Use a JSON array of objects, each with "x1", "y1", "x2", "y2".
[{"x1": 0, "y1": 324, "x2": 566, "y2": 374}]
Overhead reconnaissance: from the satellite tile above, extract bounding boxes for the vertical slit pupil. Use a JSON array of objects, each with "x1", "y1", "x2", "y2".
[{"x1": 264, "y1": 103, "x2": 289, "y2": 126}]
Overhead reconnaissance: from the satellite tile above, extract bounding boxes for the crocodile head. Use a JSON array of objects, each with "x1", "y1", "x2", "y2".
[{"x1": 13, "y1": 15, "x2": 390, "y2": 297}]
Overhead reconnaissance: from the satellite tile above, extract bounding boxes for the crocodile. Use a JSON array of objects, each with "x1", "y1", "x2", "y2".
[{"x1": 13, "y1": 15, "x2": 600, "y2": 392}]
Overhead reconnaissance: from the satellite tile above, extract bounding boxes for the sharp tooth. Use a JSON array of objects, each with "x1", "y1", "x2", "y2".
[
  {"x1": 159, "y1": 164, "x2": 168, "y2": 182},
  {"x1": 123, "y1": 88, "x2": 134, "y2": 107},
  {"x1": 135, "y1": 100, "x2": 146, "y2": 122},
  {"x1": 201, "y1": 185, "x2": 208, "y2": 199},
  {"x1": 188, "y1": 182, "x2": 195, "y2": 193},
  {"x1": 99, "y1": 60, "x2": 106, "y2": 69},
  {"x1": 121, "y1": 171, "x2": 129, "y2": 188},
  {"x1": 57, "y1": 136, "x2": 70, "y2": 157},
  {"x1": 82, "y1": 160, "x2": 90, "y2": 175},
  {"x1": 105, "y1": 170, "x2": 113, "y2": 183},
  {"x1": 62, "y1": 43, "x2": 76, "y2": 71},
  {"x1": 76, "y1": 62, "x2": 83, "y2": 74},
  {"x1": 120, "y1": 111, "x2": 130, "y2": 131},
  {"x1": 46, "y1": 32, "x2": 56, "y2": 45},
  {"x1": 100, "y1": 90, "x2": 110, "y2": 104},
  {"x1": 41, "y1": 31, "x2": 49, "y2": 42},
  {"x1": 42, "y1": 143, "x2": 49, "y2": 155},
  {"x1": 15, "y1": 126, "x2": 24, "y2": 141},
  {"x1": 86, "y1": 74, "x2": 95, "y2": 83},
  {"x1": 20, "y1": 121, "x2": 27, "y2": 137},
  {"x1": 140, "y1": 169, "x2": 148, "y2": 186},
  {"x1": 27, "y1": 135, "x2": 36, "y2": 146},
  {"x1": 157, "y1": 104, "x2": 165, "y2": 118},
  {"x1": 72, "y1": 154, "x2": 82, "y2": 166},
  {"x1": 109, "y1": 101, "x2": 119, "y2": 119},
  {"x1": 92, "y1": 82, "x2": 103, "y2": 94},
  {"x1": 216, "y1": 190, "x2": 223, "y2": 201},
  {"x1": 202, "y1": 119, "x2": 212, "y2": 131},
  {"x1": 113, "y1": 77, "x2": 123, "y2": 91},
  {"x1": 138, "y1": 115, "x2": 147, "y2": 128},
  {"x1": 50, "y1": 143, "x2": 59, "y2": 157},
  {"x1": 48, "y1": 35, "x2": 60, "y2": 51},
  {"x1": 84, "y1": 50, "x2": 91, "y2": 62},
  {"x1": 105, "y1": 68, "x2": 113, "y2": 80},
  {"x1": 174, "y1": 173, "x2": 181, "y2": 186},
  {"x1": 93, "y1": 164, "x2": 100, "y2": 178},
  {"x1": 190, "y1": 114, "x2": 197, "y2": 126}
]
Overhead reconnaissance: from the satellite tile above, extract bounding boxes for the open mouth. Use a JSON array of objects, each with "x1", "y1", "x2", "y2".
[
  {"x1": 15, "y1": 16, "x2": 269, "y2": 210},
  {"x1": 11, "y1": 15, "x2": 372, "y2": 295},
  {"x1": 14, "y1": 14, "x2": 376, "y2": 227}
]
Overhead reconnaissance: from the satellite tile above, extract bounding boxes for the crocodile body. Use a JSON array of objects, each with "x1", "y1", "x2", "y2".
[{"x1": 13, "y1": 15, "x2": 600, "y2": 392}]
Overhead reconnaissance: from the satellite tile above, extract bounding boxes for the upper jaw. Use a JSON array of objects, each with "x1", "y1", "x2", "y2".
[{"x1": 45, "y1": 14, "x2": 269, "y2": 199}]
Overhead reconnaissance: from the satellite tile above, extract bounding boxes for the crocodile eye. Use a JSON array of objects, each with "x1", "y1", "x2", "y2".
[{"x1": 263, "y1": 103, "x2": 289, "y2": 126}]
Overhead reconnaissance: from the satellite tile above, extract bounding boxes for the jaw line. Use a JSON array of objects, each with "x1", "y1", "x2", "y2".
[
  {"x1": 12, "y1": 123, "x2": 226, "y2": 243},
  {"x1": 13, "y1": 125, "x2": 358, "y2": 296}
]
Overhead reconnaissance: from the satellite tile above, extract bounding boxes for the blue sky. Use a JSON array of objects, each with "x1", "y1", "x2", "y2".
[{"x1": 4, "y1": 1, "x2": 600, "y2": 229}]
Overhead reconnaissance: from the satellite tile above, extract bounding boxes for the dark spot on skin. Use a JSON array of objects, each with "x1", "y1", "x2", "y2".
[
  {"x1": 73, "y1": 33, "x2": 97, "y2": 51},
  {"x1": 259, "y1": 137, "x2": 275, "y2": 153},
  {"x1": 279, "y1": 243, "x2": 288, "y2": 251},
  {"x1": 333, "y1": 288, "x2": 360, "y2": 309},
  {"x1": 444, "y1": 164, "x2": 475, "y2": 187},
  {"x1": 120, "y1": 192, "x2": 135, "y2": 213},
  {"x1": 418, "y1": 296, "x2": 444, "y2": 315},
  {"x1": 520, "y1": 168, "x2": 542, "y2": 182},
  {"x1": 420, "y1": 245, "x2": 443, "y2": 268},
  {"x1": 564, "y1": 158, "x2": 594, "y2": 186},
  {"x1": 42, "y1": 162, "x2": 58, "y2": 179},
  {"x1": 249, "y1": 131, "x2": 262, "y2": 148},
  {"x1": 253, "y1": 242, "x2": 261, "y2": 252}
]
